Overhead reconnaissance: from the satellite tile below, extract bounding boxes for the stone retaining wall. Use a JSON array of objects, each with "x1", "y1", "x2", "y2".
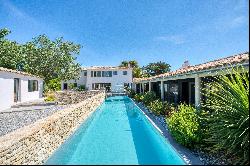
[
  {"x1": 0, "y1": 92, "x2": 105, "y2": 165},
  {"x1": 55, "y1": 90, "x2": 105, "y2": 105}
]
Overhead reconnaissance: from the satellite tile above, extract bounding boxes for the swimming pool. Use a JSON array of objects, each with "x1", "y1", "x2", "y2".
[{"x1": 45, "y1": 96, "x2": 185, "y2": 165}]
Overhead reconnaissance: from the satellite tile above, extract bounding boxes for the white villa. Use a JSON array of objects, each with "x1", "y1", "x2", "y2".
[
  {"x1": 0, "y1": 67, "x2": 43, "y2": 111},
  {"x1": 61, "y1": 66, "x2": 133, "y2": 92}
]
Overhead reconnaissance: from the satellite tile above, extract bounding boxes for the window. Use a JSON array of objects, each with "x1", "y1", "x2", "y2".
[
  {"x1": 74, "y1": 83, "x2": 77, "y2": 87},
  {"x1": 91, "y1": 71, "x2": 102, "y2": 77},
  {"x1": 63, "y1": 83, "x2": 68, "y2": 90},
  {"x1": 102, "y1": 71, "x2": 112, "y2": 77},
  {"x1": 28, "y1": 80, "x2": 38, "y2": 92},
  {"x1": 113, "y1": 71, "x2": 118, "y2": 75},
  {"x1": 96, "y1": 71, "x2": 101, "y2": 77},
  {"x1": 123, "y1": 71, "x2": 127, "y2": 75},
  {"x1": 92, "y1": 83, "x2": 111, "y2": 92},
  {"x1": 83, "y1": 71, "x2": 87, "y2": 76}
]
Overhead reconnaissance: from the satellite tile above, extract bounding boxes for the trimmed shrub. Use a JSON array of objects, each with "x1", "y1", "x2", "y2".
[
  {"x1": 141, "y1": 91, "x2": 157, "y2": 106},
  {"x1": 166, "y1": 104, "x2": 201, "y2": 148},
  {"x1": 148, "y1": 99, "x2": 164, "y2": 116},
  {"x1": 163, "y1": 101, "x2": 176, "y2": 117},
  {"x1": 126, "y1": 88, "x2": 136, "y2": 98},
  {"x1": 77, "y1": 84, "x2": 85, "y2": 91},
  {"x1": 202, "y1": 67, "x2": 249, "y2": 165},
  {"x1": 69, "y1": 83, "x2": 78, "y2": 90},
  {"x1": 134, "y1": 94, "x2": 144, "y2": 102},
  {"x1": 44, "y1": 91, "x2": 56, "y2": 102}
]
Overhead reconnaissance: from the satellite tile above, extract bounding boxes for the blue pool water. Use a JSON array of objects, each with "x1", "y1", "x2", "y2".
[{"x1": 45, "y1": 96, "x2": 185, "y2": 165}]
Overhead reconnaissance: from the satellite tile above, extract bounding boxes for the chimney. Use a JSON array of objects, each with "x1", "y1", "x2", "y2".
[{"x1": 181, "y1": 60, "x2": 190, "y2": 69}]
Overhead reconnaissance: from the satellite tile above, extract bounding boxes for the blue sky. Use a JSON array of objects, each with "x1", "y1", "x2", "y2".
[{"x1": 0, "y1": 0, "x2": 249, "y2": 70}]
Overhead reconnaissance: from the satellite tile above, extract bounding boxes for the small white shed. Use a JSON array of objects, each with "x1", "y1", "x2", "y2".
[{"x1": 0, "y1": 67, "x2": 43, "y2": 111}]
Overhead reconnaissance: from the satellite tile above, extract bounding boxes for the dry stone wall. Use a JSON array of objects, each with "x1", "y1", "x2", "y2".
[
  {"x1": 55, "y1": 90, "x2": 105, "y2": 105},
  {"x1": 0, "y1": 92, "x2": 105, "y2": 165}
]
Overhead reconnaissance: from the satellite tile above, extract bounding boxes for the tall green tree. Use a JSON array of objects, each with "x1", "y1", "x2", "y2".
[
  {"x1": 119, "y1": 60, "x2": 139, "y2": 68},
  {"x1": 119, "y1": 60, "x2": 142, "y2": 78},
  {"x1": 0, "y1": 28, "x2": 24, "y2": 70},
  {"x1": 142, "y1": 61, "x2": 171, "y2": 77},
  {"x1": 120, "y1": 61, "x2": 129, "y2": 67},
  {"x1": 133, "y1": 67, "x2": 143, "y2": 78},
  {"x1": 0, "y1": 28, "x2": 82, "y2": 83},
  {"x1": 22, "y1": 35, "x2": 81, "y2": 82}
]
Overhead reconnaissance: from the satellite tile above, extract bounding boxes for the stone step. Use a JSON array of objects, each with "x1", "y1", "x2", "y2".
[{"x1": 11, "y1": 101, "x2": 56, "y2": 108}]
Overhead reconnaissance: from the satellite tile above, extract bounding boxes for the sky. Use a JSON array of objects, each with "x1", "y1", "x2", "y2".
[{"x1": 0, "y1": 0, "x2": 249, "y2": 70}]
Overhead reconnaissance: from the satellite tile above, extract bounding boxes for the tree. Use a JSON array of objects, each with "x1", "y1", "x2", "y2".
[
  {"x1": 128, "y1": 60, "x2": 139, "y2": 68},
  {"x1": 119, "y1": 60, "x2": 139, "y2": 68},
  {"x1": 120, "y1": 61, "x2": 129, "y2": 67},
  {"x1": 0, "y1": 28, "x2": 24, "y2": 70},
  {"x1": 142, "y1": 61, "x2": 171, "y2": 77},
  {"x1": 119, "y1": 60, "x2": 142, "y2": 78},
  {"x1": 133, "y1": 67, "x2": 143, "y2": 78},
  {"x1": 0, "y1": 28, "x2": 10, "y2": 39},
  {"x1": 22, "y1": 35, "x2": 81, "y2": 82},
  {"x1": 0, "y1": 28, "x2": 82, "y2": 83}
]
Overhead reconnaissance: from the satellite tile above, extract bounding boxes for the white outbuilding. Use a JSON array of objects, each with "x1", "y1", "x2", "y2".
[{"x1": 0, "y1": 67, "x2": 43, "y2": 111}]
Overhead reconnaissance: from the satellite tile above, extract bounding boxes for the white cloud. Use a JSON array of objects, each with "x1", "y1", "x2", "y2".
[
  {"x1": 155, "y1": 35, "x2": 185, "y2": 44},
  {"x1": 213, "y1": 15, "x2": 248, "y2": 32},
  {"x1": 229, "y1": 16, "x2": 248, "y2": 28},
  {"x1": 2, "y1": 0, "x2": 36, "y2": 22}
]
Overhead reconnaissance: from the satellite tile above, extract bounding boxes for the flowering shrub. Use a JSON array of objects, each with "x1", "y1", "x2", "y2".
[
  {"x1": 141, "y1": 91, "x2": 157, "y2": 106},
  {"x1": 134, "y1": 94, "x2": 144, "y2": 102},
  {"x1": 163, "y1": 101, "x2": 176, "y2": 117},
  {"x1": 148, "y1": 99, "x2": 164, "y2": 115},
  {"x1": 166, "y1": 104, "x2": 201, "y2": 147},
  {"x1": 44, "y1": 91, "x2": 56, "y2": 102}
]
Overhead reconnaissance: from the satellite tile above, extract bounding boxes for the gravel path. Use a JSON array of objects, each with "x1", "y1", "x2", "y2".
[{"x1": 0, "y1": 105, "x2": 68, "y2": 136}]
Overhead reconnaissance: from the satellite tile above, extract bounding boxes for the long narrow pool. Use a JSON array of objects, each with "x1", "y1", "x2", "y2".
[{"x1": 46, "y1": 96, "x2": 185, "y2": 165}]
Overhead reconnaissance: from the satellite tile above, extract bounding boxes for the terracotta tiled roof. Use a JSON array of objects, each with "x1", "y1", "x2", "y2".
[
  {"x1": 82, "y1": 66, "x2": 132, "y2": 70},
  {"x1": 0, "y1": 67, "x2": 43, "y2": 79},
  {"x1": 133, "y1": 52, "x2": 249, "y2": 83}
]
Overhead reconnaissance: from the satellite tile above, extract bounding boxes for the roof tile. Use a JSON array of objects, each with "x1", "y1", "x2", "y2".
[
  {"x1": 0, "y1": 67, "x2": 43, "y2": 79},
  {"x1": 133, "y1": 52, "x2": 249, "y2": 83}
]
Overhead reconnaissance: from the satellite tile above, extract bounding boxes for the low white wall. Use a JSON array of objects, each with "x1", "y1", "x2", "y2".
[{"x1": 0, "y1": 71, "x2": 43, "y2": 111}]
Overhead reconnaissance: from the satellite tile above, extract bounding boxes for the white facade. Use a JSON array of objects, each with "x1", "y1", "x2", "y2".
[
  {"x1": 0, "y1": 69, "x2": 43, "y2": 111},
  {"x1": 62, "y1": 67, "x2": 133, "y2": 92}
]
